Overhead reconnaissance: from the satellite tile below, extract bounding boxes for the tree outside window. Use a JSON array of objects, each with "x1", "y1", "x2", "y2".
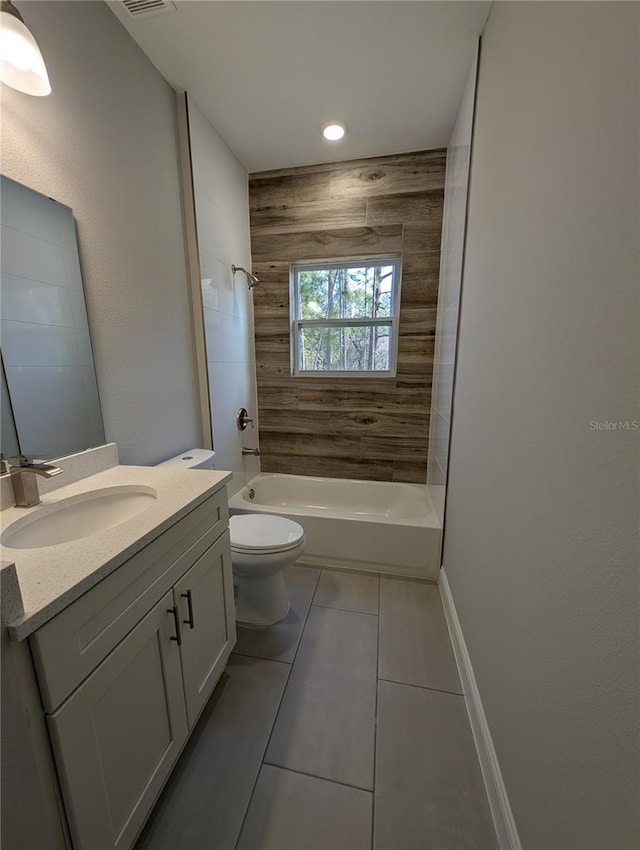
[{"x1": 291, "y1": 257, "x2": 401, "y2": 376}]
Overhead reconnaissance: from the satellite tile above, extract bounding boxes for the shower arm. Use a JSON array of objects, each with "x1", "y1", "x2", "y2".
[{"x1": 231, "y1": 264, "x2": 261, "y2": 289}]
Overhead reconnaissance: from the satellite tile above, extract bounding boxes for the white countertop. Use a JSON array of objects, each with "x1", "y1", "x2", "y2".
[{"x1": 0, "y1": 464, "x2": 232, "y2": 640}]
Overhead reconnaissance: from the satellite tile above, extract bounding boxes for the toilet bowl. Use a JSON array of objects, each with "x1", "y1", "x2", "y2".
[
  {"x1": 155, "y1": 450, "x2": 305, "y2": 628},
  {"x1": 230, "y1": 513, "x2": 305, "y2": 626}
]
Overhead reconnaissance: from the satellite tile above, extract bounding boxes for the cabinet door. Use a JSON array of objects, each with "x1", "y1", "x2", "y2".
[
  {"x1": 174, "y1": 529, "x2": 236, "y2": 727},
  {"x1": 47, "y1": 590, "x2": 188, "y2": 850}
]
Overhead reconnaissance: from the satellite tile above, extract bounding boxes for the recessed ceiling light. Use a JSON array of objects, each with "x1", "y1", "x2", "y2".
[{"x1": 322, "y1": 120, "x2": 347, "y2": 142}]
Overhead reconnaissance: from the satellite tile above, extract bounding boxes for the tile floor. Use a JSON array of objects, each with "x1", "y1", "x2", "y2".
[{"x1": 136, "y1": 566, "x2": 498, "y2": 850}]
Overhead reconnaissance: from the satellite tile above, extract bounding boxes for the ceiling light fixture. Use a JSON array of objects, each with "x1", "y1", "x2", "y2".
[
  {"x1": 0, "y1": 0, "x2": 50, "y2": 96},
  {"x1": 322, "y1": 120, "x2": 347, "y2": 142}
]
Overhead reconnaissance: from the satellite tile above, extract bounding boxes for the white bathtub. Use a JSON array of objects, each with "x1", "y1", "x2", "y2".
[{"x1": 228, "y1": 473, "x2": 442, "y2": 579}]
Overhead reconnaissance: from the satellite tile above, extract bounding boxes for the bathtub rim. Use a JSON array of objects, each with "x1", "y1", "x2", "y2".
[
  {"x1": 229, "y1": 472, "x2": 441, "y2": 530},
  {"x1": 228, "y1": 472, "x2": 442, "y2": 580}
]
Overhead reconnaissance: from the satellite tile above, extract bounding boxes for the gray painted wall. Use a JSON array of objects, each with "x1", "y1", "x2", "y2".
[
  {"x1": 0, "y1": 1, "x2": 201, "y2": 464},
  {"x1": 444, "y1": 3, "x2": 639, "y2": 848}
]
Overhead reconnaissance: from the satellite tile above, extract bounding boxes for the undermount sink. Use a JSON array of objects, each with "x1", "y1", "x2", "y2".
[{"x1": 1, "y1": 486, "x2": 158, "y2": 549}]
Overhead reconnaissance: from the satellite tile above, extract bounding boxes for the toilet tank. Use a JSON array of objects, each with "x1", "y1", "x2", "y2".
[{"x1": 156, "y1": 449, "x2": 216, "y2": 470}]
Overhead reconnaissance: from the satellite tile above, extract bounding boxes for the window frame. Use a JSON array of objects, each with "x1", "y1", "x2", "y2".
[{"x1": 289, "y1": 255, "x2": 402, "y2": 378}]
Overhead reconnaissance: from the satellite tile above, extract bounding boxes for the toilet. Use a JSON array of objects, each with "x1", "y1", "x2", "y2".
[
  {"x1": 157, "y1": 449, "x2": 305, "y2": 627},
  {"x1": 229, "y1": 513, "x2": 305, "y2": 626}
]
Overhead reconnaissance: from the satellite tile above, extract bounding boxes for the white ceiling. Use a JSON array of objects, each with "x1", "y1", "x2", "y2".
[{"x1": 107, "y1": 1, "x2": 490, "y2": 173}]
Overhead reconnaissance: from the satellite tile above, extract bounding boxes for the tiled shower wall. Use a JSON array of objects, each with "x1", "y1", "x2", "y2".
[
  {"x1": 249, "y1": 150, "x2": 445, "y2": 483},
  {"x1": 185, "y1": 96, "x2": 260, "y2": 494},
  {"x1": 428, "y1": 54, "x2": 478, "y2": 520}
]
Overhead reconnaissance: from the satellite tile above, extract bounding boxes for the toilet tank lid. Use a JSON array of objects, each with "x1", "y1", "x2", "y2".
[{"x1": 156, "y1": 449, "x2": 215, "y2": 470}]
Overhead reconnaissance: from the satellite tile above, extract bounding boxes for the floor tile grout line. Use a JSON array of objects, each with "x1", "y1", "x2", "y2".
[
  {"x1": 262, "y1": 761, "x2": 374, "y2": 796},
  {"x1": 309, "y1": 564, "x2": 324, "y2": 608},
  {"x1": 290, "y1": 567, "x2": 321, "y2": 667},
  {"x1": 312, "y1": 602, "x2": 379, "y2": 617},
  {"x1": 233, "y1": 569, "x2": 321, "y2": 850},
  {"x1": 247, "y1": 566, "x2": 321, "y2": 793},
  {"x1": 231, "y1": 661, "x2": 293, "y2": 850},
  {"x1": 371, "y1": 571, "x2": 381, "y2": 850},
  {"x1": 311, "y1": 565, "x2": 380, "y2": 617},
  {"x1": 230, "y1": 651, "x2": 291, "y2": 667},
  {"x1": 235, "y1": 566, "x2": 378, "y2": 848},
  {"x1": 377, "y1": 676, "x2": 465, "y2": 697}
]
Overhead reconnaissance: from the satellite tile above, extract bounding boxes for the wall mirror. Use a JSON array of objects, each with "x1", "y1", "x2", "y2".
[{"x1": 0, "y1": 175, "x2": 105, "y2": 461}]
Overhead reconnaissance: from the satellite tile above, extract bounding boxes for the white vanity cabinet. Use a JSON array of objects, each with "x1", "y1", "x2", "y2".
[
  {"x1": 47, "y1": 589, "x2": 189, "y2": 850},
  {"x1": 173, "y1": 531, "x2": 234, "y2": 727},
  {"x1": 27, "y1": 486, "x2": 236, "y2": 850}
]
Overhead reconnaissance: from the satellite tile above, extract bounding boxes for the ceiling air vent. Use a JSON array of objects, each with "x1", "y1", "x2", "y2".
[{"x1": 120, "y1": 0, "x2": 177, "y2": 19}]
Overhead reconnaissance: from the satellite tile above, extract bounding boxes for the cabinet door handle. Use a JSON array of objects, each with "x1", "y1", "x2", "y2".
[
  {"x1": 167, "y1": 606, "x2": 182, "y2": 646},
  {"x1": 181, "y1": 590, "x2": 195, "y2": 629}
]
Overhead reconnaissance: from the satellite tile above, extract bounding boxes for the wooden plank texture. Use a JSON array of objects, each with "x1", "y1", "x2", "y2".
[
  {"x1": 397, "y1": 336, "x2": 436, "y2": 359},
  {"x1": 251, "y1": 225, "x2": 403, "y2": 262},
  {"x1": 259, "y1": 409, "x2": 332, "y2": 434},
  {"x1": 261, "y1": 454, "x2": 395, "y2": 482},
  {"x1": 361, "y1": 436, "x2": 428, "y2": 462},
  {"x1": 254, "y1": 385, "x2": 432, "y2": 413},
  {"x1": 254, "y1": 336, "x2": 290, "y2": 357},
  {"x1": 259, "y1": 433, "x2": 362, "y2": 463},
  {"x1": 399, "y1": 308, "x2": 437, "y2": 336},
  {"x1": 402, "y1": 251, "x2": 442, "y2": 276},
  {"x1": 327, "y1": 411, "x2": 430, "y2": 440},
  {"x1": 366, "y1": 190, "x2": 444, "y2": 226},
  {"x1": 249, "y1": 149, "x2": 445, "y2": 483},
  {"x1": 392, "y1": 462, "x2": 429, "y2": 484},
  {"x1": 251, "y1": 198, "x2": 366, "y2": 234},
  {"x1": 400, "y1": 274, "x2": 440, "y2": 307},
  {"x1": 249, "y1": 172, "x2": 331, "y2": 210},
  {"x1": 402, "y1": 222, "x2": 445, "y2": 254},
  {"x1": 250, "y1": 149, "x2": 446, "y2": 180},
  {"x1": 330, "y1": 151, "x2": 447, "y2": 199}
]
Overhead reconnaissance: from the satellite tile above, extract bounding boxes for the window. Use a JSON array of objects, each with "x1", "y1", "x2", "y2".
[{"x1": 290, "y1": 257, "x2": 401, "y2": 376}]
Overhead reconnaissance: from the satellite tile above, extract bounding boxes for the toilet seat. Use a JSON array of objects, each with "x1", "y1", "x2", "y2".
[{"x1": 230, "y1": 514, "x2": 305, "y2": 555}]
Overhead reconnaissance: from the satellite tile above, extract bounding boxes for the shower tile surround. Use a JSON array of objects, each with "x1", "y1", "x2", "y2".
[
  {"x1": 249, "y1": 150, "x2": 446, "y2": 483},
  {"x1": 427, "y1": 53, "x2": 478, "y2": 519},
  {"x1": 185, "y1": 96, "x2": 260, "y2": 496},
  {"x1": 137, "y1": 568, "x2": 497, "y2": 850}
]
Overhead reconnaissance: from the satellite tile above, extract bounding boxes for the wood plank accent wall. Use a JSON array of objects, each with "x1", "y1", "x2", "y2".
[{"x1": 249, "y1": 149, "x2": 445, "y2": 483}]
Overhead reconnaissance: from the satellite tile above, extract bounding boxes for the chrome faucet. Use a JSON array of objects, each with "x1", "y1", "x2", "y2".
[
  {"x1": 8, "y1": 457, "x2": 63, "y2": 507},
  {"x1": 241, "y1": 448, "x2": 260, "y2": 456}
]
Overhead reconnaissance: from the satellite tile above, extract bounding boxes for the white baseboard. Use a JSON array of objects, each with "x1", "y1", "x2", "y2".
[{"x1": 439, "y1": 567, "x2": 522, "y2": 850}]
